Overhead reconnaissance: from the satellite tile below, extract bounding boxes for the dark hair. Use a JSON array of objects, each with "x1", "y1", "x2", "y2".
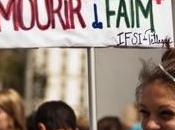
[
  {"x1": 34, "y1": 100, "x2": 77, "y2": 130},
  {"x1": 161, "y1": 48, "x2": 175, "y2": 63},
  {"x1": 136, "y1": 57, "x2": 175, "y2": 102},
  {"x1": 98, "y1": 116, "x2": 123, "y2": 130},
  {"x1": 27, "y1": 111, "x2": 36, "y2": 130},
  {"x1": 160, "y1": 37, "x2": 175, "y2": 62}
]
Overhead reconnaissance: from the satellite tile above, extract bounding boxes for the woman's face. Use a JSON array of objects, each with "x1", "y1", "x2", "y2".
[
  {"x1": 0, "y1": 108, "x2": 13, "y2": 130},
  {"x1": 138, "y1": 81, "x2": 175, "y2": 130}
]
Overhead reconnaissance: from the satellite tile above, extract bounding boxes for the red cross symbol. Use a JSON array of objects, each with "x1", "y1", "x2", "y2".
[{"x1": 153, "y1": 0, "x2": 164, "y2": 4}]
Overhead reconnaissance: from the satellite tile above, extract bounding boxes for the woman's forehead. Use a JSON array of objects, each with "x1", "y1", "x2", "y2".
[
  {"x1": 138, "y1": 82, "x2": 175, "y2": 107},
  {"x1": 142, "y1": 80, "x2": 175, "y2": 94}
]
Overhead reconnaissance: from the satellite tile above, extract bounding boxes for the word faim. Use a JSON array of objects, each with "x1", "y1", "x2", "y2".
[{"x1": 105, "y1": 0, "x2": 154, "y2": 31}]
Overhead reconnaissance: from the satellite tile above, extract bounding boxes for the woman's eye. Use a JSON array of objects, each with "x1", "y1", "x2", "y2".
[
  {"x1": 159, "y1": 110, "x2": 175, "y2": 120},
  {"x1": 139, "y1": 109, "x2": 149, "y2": 118}
]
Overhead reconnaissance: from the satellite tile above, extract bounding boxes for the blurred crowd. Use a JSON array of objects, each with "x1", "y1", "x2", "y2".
[
  {"x1": 1, "y1": 41, "x2": 174, "y2": 130},
  {"x1": 0, "y1": 88, "x2": 142, "y2": 130}
]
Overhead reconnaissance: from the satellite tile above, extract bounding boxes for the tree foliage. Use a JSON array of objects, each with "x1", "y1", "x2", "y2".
[{"x1": 0, "y1": 49, "x2": 27, "y2": 95}]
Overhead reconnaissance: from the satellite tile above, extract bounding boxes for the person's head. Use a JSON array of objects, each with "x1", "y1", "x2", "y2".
[
  {"x1": 161, "y1": 38, "x2": 175, "y2": 63},
  {"x1": 77, "y1": 116, "x2": 89, "y2": 130},
  {"x1": 136, "y1": 58, "x2": 175, "y2": 130},
  {"x1": 121, "y1": 104, "x2": 139, "y2": 129},
  {"x1": 35, "y1": 100, "x2": 77, "y2": 130},
  {"x1": 0, "y1": 88, "x2": 26, "y2": 130},
  {"x1": 98, "y1": 116, "x2": 123, "y2": 130},
  {"x1": 27, "y1": 111, "x2": 36, "y2": 130},
  {"x1": 161, "y1": 48, "x2": 175, "y2": 63}
]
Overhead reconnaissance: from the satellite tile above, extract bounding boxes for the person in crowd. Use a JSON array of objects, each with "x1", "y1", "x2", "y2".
[
  {"x1": 0, "y1": 88, "x2": 26, "y2": 130},
  {"x1": 121, "y1": 104, "x2": 142, "y2": 130},
  {"x1": 98, "y1": 116, "x2": 123, "y2": 130},
  {"x1": 160, "y1": 37, "x2": 175, "y2": 63},
  {"x1": 34, "y1": 100, "x2": 77, "y2": 130},
  {"x1": 136, "y1": 48, "x2": 175, "y2": 130},
  {"x1": 77, "y1": 115, "x2": 89, "y2": 130},
  {"x1": 161, "y1": 48, "x2": 175, "y2": 63},
  {"x1": 26, "y1": 111, "x2": 36, "y2": 130}
]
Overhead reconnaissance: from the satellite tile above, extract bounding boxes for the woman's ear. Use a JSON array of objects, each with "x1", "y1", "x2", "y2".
[{"x1": 37, "y1": 123, "x2": 47, "y2": 130}]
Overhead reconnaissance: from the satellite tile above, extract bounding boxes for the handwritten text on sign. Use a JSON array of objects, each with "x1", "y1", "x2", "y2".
[{"x1": 0, "y1": 0, "x2": 173, "y2": 48}]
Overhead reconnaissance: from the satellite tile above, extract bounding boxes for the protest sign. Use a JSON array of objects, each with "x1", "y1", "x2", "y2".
[{"x1": 0, "y1": 0, "x2": 174, "y2": 48}]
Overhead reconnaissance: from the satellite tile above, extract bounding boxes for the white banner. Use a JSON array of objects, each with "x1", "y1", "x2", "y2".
[{"x1": 0, "y1": 0, "x2": 174, "y2": 48}]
